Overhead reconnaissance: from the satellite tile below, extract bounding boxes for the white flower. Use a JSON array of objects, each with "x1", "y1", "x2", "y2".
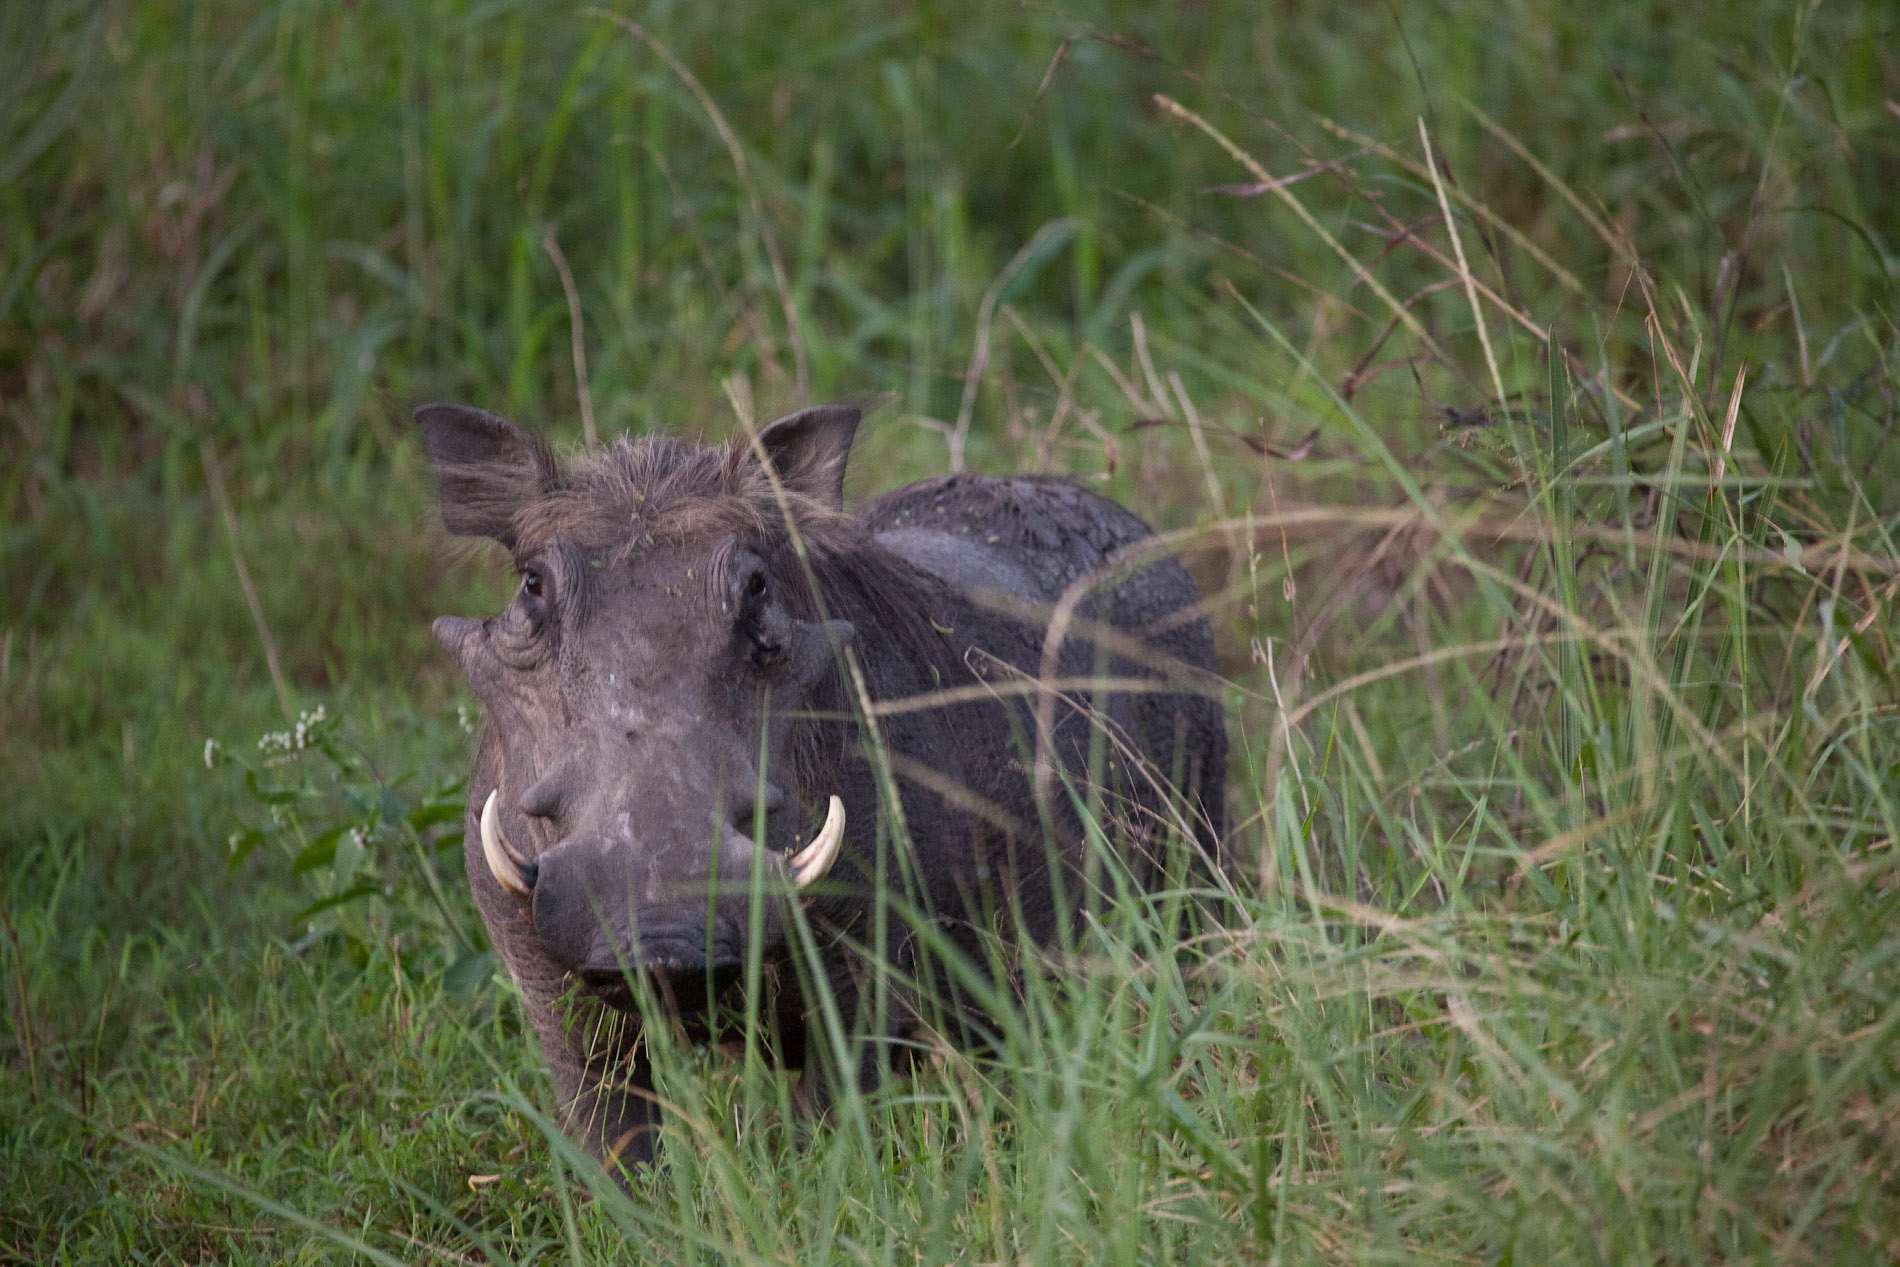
[{"x1": 292, "y1": 708, "x2": 314, "y2": 748}]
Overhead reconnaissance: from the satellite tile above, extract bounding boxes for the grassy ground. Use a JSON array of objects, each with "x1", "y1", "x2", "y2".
[{"x1": 4, "y1": 0, "x2": 1898, "y2": 1261}]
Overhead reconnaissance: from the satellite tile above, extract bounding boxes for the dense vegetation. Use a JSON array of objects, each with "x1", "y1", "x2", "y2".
[{"x1": 4, "y1": 0, "x2": 1897, "y2": 1261}]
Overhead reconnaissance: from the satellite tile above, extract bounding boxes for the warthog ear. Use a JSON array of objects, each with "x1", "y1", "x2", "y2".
[
  {"x1": 414, "y1": 403, "x2": 554, "y2": 548},
  {"x1": 751, "y1": 404, "x2": 861, "y2": 512}
]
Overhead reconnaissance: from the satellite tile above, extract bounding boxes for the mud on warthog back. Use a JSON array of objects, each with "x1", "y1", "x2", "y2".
[{"x1": 418, "y1": 401, "x2": 1226, "y2": 1175}]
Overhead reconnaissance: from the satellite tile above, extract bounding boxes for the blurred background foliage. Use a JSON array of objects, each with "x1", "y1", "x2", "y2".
[
  {"x1": 2, "y1": 0, "x2": 1897, "y2": 1260},
  {"x1": 4, "y1": 0, "x2": 1889, "y2": 893}
]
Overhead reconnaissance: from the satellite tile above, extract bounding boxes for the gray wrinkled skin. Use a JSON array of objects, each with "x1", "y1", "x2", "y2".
[{"x1": 417, "y1": 402, "x2": 1225, "y2": 1178}]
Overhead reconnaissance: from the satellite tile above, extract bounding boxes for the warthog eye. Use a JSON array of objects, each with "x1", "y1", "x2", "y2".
[
  {"x1": 746, "y1": 571, "x2": 767, "y2": 599},
  {"x1": 521, "y1": 568, "x2": 544, "y2": 598}
]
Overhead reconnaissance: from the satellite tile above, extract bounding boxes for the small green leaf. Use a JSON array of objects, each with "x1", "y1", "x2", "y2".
[
  {"x1": 1845, "y1": 626, "x2": 1895, "y2": 690},
  {"x1": 226, "y1": 828, "x2": 265, "y2": 875},
  {"x1": 244, "y1": 768, "x2": 299, "y2": 805},
  {"x1": 379, "y1": 787, "x2": 407, "y2": 826},
  {"x1": 291, "y1": 883, "x2": 381, "y2": 923},
  {"x1": 332, "y1": 827, "x2": 365, "y2": 886},
  {"x1": 1777, "y1": 526, "x2": 1805, "y2": 572},
  {"x1": 443, "y1": 950, "x2": 495, "y2": 999},
  {"x1": 407, "y1": 801, "x2": 463, "y2": 831},
  {"x1": 291, "y1": 825, "x2": 347, "y2": 875}
]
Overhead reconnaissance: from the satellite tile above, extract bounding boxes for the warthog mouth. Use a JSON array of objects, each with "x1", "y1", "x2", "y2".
[
  {"x1": 578, "y1": 948, "x2": 747, "y2": 1016},
  {"x1": 594, "y1": 924, "x2": 743, "y2": 975}
]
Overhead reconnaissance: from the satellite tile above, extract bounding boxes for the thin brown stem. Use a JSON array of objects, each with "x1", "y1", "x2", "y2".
[
  {"x1": 201, "y1": 442, "x2": 293, "y2": 722},
  {"x1": 593, "y1": 11, "x2": 809, "y2": 404},
  {"x1": 540, "y1": 223, "x2": 598, "y2": 447}
]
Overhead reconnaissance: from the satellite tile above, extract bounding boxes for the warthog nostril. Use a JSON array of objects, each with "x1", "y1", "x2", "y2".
[
  {"x1": 727, "y1": 782, "x2": 787, "y2": 833},
  {"x1": 519, "y1": 765, "x2": 572, "y2": 820}
]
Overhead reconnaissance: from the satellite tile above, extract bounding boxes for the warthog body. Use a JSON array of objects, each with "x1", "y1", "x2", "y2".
[{"x1": 419, "y1": 402, "x2": 1224, "y2": 1172}]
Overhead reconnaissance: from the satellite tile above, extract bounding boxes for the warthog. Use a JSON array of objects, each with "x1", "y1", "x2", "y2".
[{"x1": 418, "y1": 401, "x2": 1225, "y2": 1173}]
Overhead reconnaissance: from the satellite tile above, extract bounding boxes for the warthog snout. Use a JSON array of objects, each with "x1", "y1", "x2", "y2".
[{"x1": 477, "y1": 786, "x2": 845, "y2": 979}]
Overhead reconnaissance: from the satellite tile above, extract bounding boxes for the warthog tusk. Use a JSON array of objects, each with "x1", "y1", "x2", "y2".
[
  {"x1": 480, "y1": 789, "x2": 536, "y2": 899},
  {"x1": 789, "y1": 795, "x2": 845, "y2": 889}
]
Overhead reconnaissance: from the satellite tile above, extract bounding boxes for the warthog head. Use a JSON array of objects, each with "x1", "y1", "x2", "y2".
[{"x1": 419, "y1": 402, "x2": 865, "y2": 1005}]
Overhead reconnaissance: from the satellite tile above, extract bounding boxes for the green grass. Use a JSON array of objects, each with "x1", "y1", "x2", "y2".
[{"x1": 4, "y1": 0, "x2": 1898, "y2": 1261}]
